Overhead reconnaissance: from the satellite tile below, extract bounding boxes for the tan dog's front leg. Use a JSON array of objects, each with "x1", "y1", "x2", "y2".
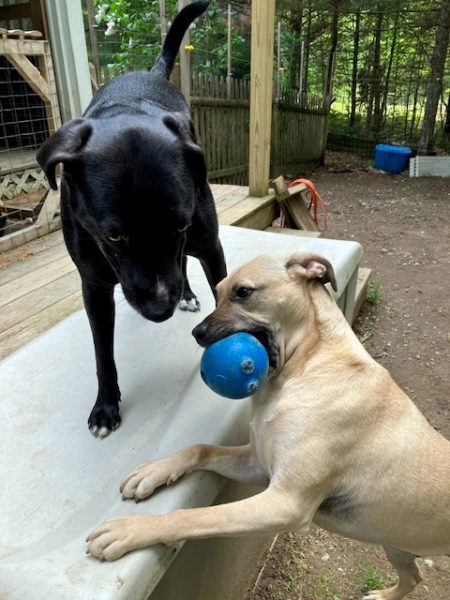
[
  {"x1": 86, "y1": 486, "x2": 299, "y2": 561},
  {"x1": 120, "y1": 443, "x2": 269, "y2": 502}
]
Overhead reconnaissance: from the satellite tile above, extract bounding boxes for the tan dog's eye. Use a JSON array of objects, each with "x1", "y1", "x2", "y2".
[{"x1": 234, "y1": 287, "x2": 254, "y2": 300}]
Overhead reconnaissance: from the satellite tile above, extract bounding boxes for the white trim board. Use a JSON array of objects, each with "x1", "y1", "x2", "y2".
[{"x1": 409, "y1": 156, "x2": 450, "y2": 177}]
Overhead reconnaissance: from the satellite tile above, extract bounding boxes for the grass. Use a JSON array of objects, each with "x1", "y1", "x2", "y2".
[
  {"x1": 279, "y1": 542, "x2": 311, "y2": 594},
  {"x1": 366, "y1": 280, "x2": 381, "y2": 309},
  {"x1": 310, "y1": 574, "x2": 341, "y2": 599},
  {"x1": 356, "y1": 565, "x2": 397, "y2": 592}
]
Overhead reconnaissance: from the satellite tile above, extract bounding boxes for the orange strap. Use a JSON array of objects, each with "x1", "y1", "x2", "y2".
[{"x1": 288, "y1": 178, "x2": 328, "y2": 232}]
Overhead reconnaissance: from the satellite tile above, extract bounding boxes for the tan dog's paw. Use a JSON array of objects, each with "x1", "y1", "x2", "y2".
[
  {"x1": 86, "y1": 515, "x2": 151, "y2": 561},
  {"x1": 120, "y1": 457, "x2": 187, "y2": 501},
  {"x1": 363, "y1": 587, "x2": 401, "y2": 600}
]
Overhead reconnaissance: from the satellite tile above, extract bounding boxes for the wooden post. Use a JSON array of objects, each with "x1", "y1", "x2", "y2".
[
  {"x1": 86, "y1": 0, "x2": 101, "y2": 86},
  {"x1": 227, "y1": 4, "x2": 232, "y2": 99},
  {"x1": 159, "y1": 0, "x2": 167, "y2": 44},
  {"x1": 44, "y1": 0, "x2": 92, "y2": 121},
  {"x1": 276, "y1": 21, "x2": 281, "y2": 102},
  {"x1": 249, "y1": 0, "x2": 276, "y2": 197},
  {"x1": 178, "y1": 0, "x2": 191, "y2": 106}
]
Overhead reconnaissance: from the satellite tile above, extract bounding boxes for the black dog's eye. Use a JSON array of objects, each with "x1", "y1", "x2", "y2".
[
  {"x1": 234, "y1": 287, "x2": 254, "y2": 300},
  {"x1": 108, "y1": 234, "x2": 122, "y2": 242}
]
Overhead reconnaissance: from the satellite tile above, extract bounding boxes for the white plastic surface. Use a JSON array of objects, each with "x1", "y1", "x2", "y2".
[{"x1": 0, "y1": 226, "x2": 362, "y2": 599}]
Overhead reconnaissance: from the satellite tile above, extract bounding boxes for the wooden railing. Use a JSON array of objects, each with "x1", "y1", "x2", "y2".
[{"x1": 191, "y1": 73, "x2": 328, "y2": 185}]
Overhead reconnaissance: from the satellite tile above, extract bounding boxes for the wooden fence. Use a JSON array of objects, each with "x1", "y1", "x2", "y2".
[{"x1": 191, "y1": 73, "x2": 328, "y2": 185}]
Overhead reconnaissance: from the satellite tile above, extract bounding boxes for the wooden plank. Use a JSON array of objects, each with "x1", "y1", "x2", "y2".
[
  {"x1": 353, "y1": 267, "x2": 372, "y2": 320},
  {"x1": 4, "y1": 52, "x2": 50, "y2": 102},
  {"x1": 284, "y1": 196, "x2": 318, "y2": 231},
  {"x1": 0, "y1": 235, "x2": 68, "y2": 284},
  {"x1": 35, "y1": 188, "x2": 60, "y2": 227},
  {"x1": 218, "y1": 194, "x2": 276, "y2": 227},
  {"x1": 214, "y1": 187, "x2": 250, "y2": 215},
  {"x1": 210, "y1": 184, "x2": 240, "y2": 201},
  {"x1": 232, "y1": 201, "x2": 279, "y2": 230},
  {"x1": 0, "y1": 217, "x2": 61, "y2": 253},
  {"x1": 0, "y1": 254, "x2": 76, "y2": 308},
  {"x1": 0, "y1": 269, "x2": 80, "y2": 332},
  {"x1": 272, "y1": 175, "x2": 318, "y2": 231},
  {"x1": 0, "y1": 290, "x2": 83, "y2": 361},
  {"x1": 265, "y1": 226, "x2": 321, "y2": 238},
  {"x1": 249, "y1": 0, "x2": 276, "y2": 197},
  {"x1": 0, "y1": 36, "x2": 46, "y2": 56}
]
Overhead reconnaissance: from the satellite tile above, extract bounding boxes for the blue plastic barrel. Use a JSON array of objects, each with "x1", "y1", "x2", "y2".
[{"x1": 375, "y1": 144, "x2": 412, "y2": 174}]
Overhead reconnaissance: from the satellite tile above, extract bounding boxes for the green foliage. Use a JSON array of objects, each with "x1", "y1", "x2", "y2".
[
  {"x1": 93, "y1": 0, "x2": 177, "y2": 72},
  {"x1": 87, "y1": 0, "x2": 450, "y2": 146},
  {"x1": 356, "y1": 565, "x2": 397, "y2": 592},
  {"x1": 91, "y1": 0, "x2": 251, "y2": 78},
  {"x1": 366, "y1": 281, "x2": 381, "y2": 309}
]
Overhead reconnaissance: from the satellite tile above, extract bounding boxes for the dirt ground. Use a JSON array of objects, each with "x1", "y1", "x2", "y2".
[{"x1": 246, "y1": 153, "x2": 450, "y2": 600}]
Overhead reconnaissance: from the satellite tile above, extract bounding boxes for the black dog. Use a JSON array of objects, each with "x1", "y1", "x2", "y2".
[{"x1": 37, "y1": 1, "x2": 226, "y2": 438}]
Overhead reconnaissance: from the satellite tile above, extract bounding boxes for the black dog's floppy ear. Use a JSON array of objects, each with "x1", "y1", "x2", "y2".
[
  {"x1": 163, "y1": 114, "x2": 207, "y2": 187},
  {"x1": 183, "y1": 142, "x2": 207, "y2": 188},
  {"x1": 36, "y1": 118, "x2": 92, "y2": 190},
  {"x1": 286, "y1": 253, "x2": 338, "y2": 292}
]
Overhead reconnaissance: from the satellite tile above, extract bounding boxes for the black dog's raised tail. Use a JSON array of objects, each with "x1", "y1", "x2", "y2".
[{"x1": 152, "y1": 0, "x2": 210, "y2": 80}]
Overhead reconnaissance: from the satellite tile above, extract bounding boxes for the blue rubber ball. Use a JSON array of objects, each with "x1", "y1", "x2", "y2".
[{"x1": 200, "y1": 332, "x2": 269, "y2": 399}]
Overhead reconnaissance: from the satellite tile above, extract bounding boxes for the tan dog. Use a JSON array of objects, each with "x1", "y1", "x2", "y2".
[{"x1": 86, "y1": 253, "x2": 450, "y2": 600}]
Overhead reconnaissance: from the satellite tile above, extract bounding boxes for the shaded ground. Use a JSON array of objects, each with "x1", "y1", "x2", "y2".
[{"x1": 246, "y1": 153, "x2": 450, "y2": 600}]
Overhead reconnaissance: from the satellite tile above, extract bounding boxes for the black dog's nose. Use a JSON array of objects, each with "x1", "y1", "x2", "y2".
[
  {"x1": 192, "y1": 321, "x2": 208, "y2": 345},
  {"x1": 140, "y1": 303, "x2": 176, "y2": 323}
]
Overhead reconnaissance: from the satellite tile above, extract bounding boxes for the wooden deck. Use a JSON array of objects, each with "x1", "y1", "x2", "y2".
[{"x1": 0, "y1": 184, "x2": 278, "y2": 360}]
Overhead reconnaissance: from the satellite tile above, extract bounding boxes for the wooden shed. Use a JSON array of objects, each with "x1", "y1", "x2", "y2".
[{"x1": 0, "y1": 0, "x2": 91, "y2": 248}]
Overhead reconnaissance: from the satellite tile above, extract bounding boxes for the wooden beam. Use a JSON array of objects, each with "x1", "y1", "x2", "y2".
[
  {"x1": 4, "y1": 52, "x2": 51, "y2": 102},
  {"x1": 0, "y1": 36, "x2": 46, "y2": 55},
  {"x1": 178, "y1": 0, "x2": 191, "y2": 106},
  {"x1": 249, "y1": 0, "x2": 275, "y2": 197}
]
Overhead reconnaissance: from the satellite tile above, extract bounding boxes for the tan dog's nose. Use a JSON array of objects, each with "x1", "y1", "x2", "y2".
[{"x1": 192, "y1": 321, "x2": 208, "y2": 346}]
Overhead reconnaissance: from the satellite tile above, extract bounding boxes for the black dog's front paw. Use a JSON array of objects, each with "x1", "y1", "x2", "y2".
[
  {"x1": 88, "y1": 404, "x2": 121, "y2": 439},
  {"x1": 179, "y1": 290, "x2": 201, "y2": 312}
]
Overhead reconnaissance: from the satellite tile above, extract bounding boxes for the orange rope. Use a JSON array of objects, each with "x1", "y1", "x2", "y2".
[{"x1": 288, "y1": 178, "x2": 328, "y2": 232}]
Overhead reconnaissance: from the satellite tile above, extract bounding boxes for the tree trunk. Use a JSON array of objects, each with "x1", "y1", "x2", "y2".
[
  {"x1": 381, "y1": 14, "x2": 398, "y2": 129},
  {"x1": 409, "y1": 54, "x2": 424, "y2": 139},
  {"x1": 303, "y1": 1, "x2": 312, "y2": 105},
  {"x1": 418, "y1": 0, "x2": 450, "y2": 154},
  {"x1": 288, "y1": 2, "x2": 303, "y2": 92},
  {"x1": 403, "y1": 53, "x2": 415, "y2": 140},
  {"x1": 349, "y1": 9, "x2": 360, "y2": 128},
  {"x1": 445, "y1": 92, "x2": 450, "y2": 134},
  {"x1": 325, "y1": 1, "x2": 339, "y2": 100},
  {"x1": 372, "y1": 11, "x2": 384, "y2": 136}
]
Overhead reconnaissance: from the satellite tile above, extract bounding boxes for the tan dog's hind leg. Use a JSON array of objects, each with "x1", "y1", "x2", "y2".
[
  {"x1": 363, "y1": 547, "x2": 423, "y2": 600},
  {"x1": 120, "y1": 444, "x2": 269, "y2": 502}
]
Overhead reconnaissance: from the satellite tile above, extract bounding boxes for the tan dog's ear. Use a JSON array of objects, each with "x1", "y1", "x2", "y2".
[{"x1": 285, "y1": 253, "x2": 338, "y2": 292}]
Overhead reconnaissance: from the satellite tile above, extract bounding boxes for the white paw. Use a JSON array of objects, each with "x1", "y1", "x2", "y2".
[
  {"x1": 179, "y1": 297, "x2": 201, "y2": 312},
  {"x1": 89, "y1": 425, "x2": 112, "y2": 438}
]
